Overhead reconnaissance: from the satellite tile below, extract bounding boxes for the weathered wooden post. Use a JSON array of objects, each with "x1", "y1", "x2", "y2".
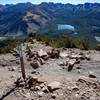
[{"x1": 19, "y1": 43, "x2": 26, "y2": 80}]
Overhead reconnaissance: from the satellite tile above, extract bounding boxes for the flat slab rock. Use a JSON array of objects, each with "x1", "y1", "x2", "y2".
[
  {"x1": 47, "y1": 81, "x2": 61, "y2": 91},
  {"x1": 38, "y1": 49, "x2": 48, "y2": 57}
]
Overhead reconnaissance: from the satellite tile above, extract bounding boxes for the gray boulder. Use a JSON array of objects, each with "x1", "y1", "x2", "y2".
[{"x1": 30, "y1": 60, "x2": 40, "y2": 69}]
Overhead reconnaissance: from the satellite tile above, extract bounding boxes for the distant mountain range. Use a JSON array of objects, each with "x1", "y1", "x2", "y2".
[{"x1": 0, "y1": 2, "x2": 100, "y2": 45}]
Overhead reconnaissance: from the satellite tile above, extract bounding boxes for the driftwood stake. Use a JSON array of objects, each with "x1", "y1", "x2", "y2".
[{"x1": 19, "y1": 43, "x2": 26, "y2": 79}]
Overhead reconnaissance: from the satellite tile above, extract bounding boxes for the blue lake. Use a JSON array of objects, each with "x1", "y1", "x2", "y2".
[
  {"x1": 42, "y1": 24, "x2": 79, "y2": 38},
  {"x1": 95, "y1": 36, "x2": 100, "y2": 42},
  {"x1": 58, "y1": 24, "x2": 75, "y2": 31}
]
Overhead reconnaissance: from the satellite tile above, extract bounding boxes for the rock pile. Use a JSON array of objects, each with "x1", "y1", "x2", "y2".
[
  {"x1": 25, "y1": 45, "x2": 91, "y2": 72},
  {"x1": 26, "y1": 48, "x2": 48, "y2": 69},
  {"x1": 26, "y1": 47, "x2": 61, "y2": 69},
  {"x1": 48, "y1": 48, "x2": 60, "y2": 58},
  {"x1": 13, "y1": 76, "x2": 100, "y2": 100},
  {"x1": 13, "y1": 76, "x2": 62, "y2": 100},
  {"x1": 59, "y1": 51, "x2": 90, "y2": 71}
]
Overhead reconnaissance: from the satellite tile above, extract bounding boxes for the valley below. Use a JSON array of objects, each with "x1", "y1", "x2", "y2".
[{"x1": 0, "y1": 2, "x2": 100, "y2": 46}]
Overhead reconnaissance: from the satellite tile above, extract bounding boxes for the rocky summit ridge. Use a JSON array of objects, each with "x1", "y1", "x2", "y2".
[{"x1": 0, "y1": 39, "x2": 100, "y2": 100}]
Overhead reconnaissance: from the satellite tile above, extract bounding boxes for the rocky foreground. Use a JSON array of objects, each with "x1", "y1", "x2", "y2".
[{"x1": 0, "y1": 40, "x2": 100, "y2": 100}]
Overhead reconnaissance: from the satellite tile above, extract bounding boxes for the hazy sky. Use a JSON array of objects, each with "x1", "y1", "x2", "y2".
[{"x1": 0, "y1": 0, "x2": 100, "y2": 5}]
